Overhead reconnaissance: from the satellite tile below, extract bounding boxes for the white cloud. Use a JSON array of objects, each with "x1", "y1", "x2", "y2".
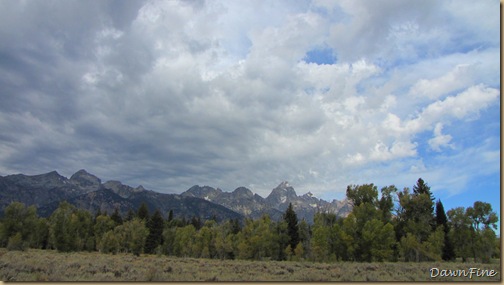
[
  {"x1": 428, "y1": 123, "x2": 453, "y2": 152},
  {"x1": 409, "y1": 64, "x2": 472, "y2": 100}
]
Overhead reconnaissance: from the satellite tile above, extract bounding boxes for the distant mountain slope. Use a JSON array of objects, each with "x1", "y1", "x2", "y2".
[
  {"x1": 0, "y1": 170, "x2": 351, "y2": 222},
  {"x1": 37, "y1": 187, "x2": 243, "y2": 222},
  {"x1": 0, "y1": 170, "x2": 97, "y2": 211}
]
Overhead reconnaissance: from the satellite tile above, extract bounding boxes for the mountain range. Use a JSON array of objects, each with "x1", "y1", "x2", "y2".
[{"x1": 0, "y1": 169, "x2": 352, "y2": 223}]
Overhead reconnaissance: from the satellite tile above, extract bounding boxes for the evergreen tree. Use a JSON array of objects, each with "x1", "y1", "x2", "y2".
[
  {"x1": 191, "y1": 216, "x2": 202, "y2": 230},
  {"x1": 396, "y1": 183, "x2": 438, "y2": 261},
  {"x1": 275, "y1": 220, "x2": 290, "y2": 261},
  {"x1": 137, "y1": 203, "x2": 150, "y2": 221},
  {"x1": 413, "y1": 178, "x2": 434, "y2": 207},
  {"x1": 94, "y1": 209, "x2": 102, "y2": 221},
  {"x1": 435, "y1": 200, "x2": 455, "y2": 261},
  {"x1": 167, "y1": 210, "x2": 174, "y2": 222},
  {"x1": 283, "y1": 203, "x2": 299, "y2": 254},
  {"x1": 111, "y1": 208, "x2": 123, "y2": 226},
  {"x1": 125, "y1": 209, "x2": 135, "y2": 222},
  {"x1": 144, "y1": 209, "x2": 164, "y2": 254}
]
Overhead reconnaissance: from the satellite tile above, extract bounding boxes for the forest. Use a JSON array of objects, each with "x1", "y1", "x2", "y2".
[{"x1": 0, "y1": 178, "x2": 499, "y2": 263}]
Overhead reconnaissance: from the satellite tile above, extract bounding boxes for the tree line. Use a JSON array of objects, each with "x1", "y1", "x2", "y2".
[{"x1": 0, "y1": 178, "x2": 499, "y2": 263}]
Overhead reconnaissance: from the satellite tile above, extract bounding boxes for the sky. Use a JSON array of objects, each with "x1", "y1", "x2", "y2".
[{"x1": 0, "y1": 1, "x2": 500, "y2": 223}]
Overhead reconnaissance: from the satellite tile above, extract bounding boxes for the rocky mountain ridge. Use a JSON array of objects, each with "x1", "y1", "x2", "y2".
[
  {"x1": 0, "y1": 170, "x2": 352, "y2": 222},
  {"x1": 181, "y1": 181, "x2": 352, "y2": 222}
]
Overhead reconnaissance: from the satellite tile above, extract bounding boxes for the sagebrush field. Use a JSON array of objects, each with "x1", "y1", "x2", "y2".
[{"x1": 0, "y1": 249, "x2": 499, "y2": 282}]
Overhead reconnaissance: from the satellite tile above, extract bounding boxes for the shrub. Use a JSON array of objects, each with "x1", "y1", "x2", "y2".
[{"x1": 7, "y1": 232, "x2": 27, "y2": 251}]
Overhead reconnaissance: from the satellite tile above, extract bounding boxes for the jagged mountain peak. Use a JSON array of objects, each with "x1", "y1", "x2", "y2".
[
  {"x1": 271, "y1": 181, "x2": 297, "y2": 196},
  {"x1": 70, "y1": 169, "x2": 101, "y2": 188},
  {"x1": 266, "y1": 182, "x2": 298, "y2": 208},
  {"x1": 0, "y1": 170, "x2": 353, "y2": 223}
]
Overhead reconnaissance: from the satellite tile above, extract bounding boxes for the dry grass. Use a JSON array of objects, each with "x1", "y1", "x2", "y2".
[{"x1": 0, "y1": 248, "x2": 500, "y2": 281}]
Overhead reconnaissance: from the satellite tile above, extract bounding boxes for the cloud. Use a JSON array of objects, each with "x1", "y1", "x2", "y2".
[
  {"x1": 428, "y1": 123, "x2": 453, "y2": 152},
  {"x1": 409, "y1": 84, "x2": 499, "y2": 128},
  {"x1": 409, "y1": 64, "x2": 472, "y2": 100},
  {"x1": 0, "y1": 0, "x2": 499, "y2": 204}
]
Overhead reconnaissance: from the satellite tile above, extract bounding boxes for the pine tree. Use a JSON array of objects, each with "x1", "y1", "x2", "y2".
[
  {"x1": 137, "y1": 203, "x2": 150, "y2": 221},
  {"x1": 125, "y1": 209, "x2": 135, "y2": 222},
  {"x1": 191, "y1": 216, "x2": 202, "y2": 230},
  {"x1": 412, "y1": 178, "x2": 436, "y2": 232},
  {"x1": 167, "y1": 210, "x2": 174, "y2": 222},
  {"x1": 144, "y1": 209, "x2": 164, "y2": 254},
  {"x1": 283, "y1": 203, "x2": 299, "y2": 254},
  {"x1": 413, "y1": 178, "x2": 435, "y2": 204},
  {"x1": 111, "y1": 208, "x2": 123, "y2": 226},
  {"x1": 435, "y1": 200, "x2": 455, "y2": 261}
]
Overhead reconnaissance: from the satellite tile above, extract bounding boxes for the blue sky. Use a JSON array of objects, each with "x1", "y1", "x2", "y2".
[{"x1": 0, "y1": 0, "x2": 500, "y2": 228}]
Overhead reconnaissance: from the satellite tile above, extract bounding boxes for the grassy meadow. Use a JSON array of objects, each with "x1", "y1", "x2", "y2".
[{"x1": 0, "y1": 248, "x2": 500, "y2": 282}]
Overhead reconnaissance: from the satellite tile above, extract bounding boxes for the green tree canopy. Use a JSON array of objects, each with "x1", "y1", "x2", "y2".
[
  {"x1": 346, "y1": 184, "x2": 378, "y2": 207},
  {"x1": 0, "y1": 202, "x2": 38, "y2": 248},
  {"x1": 466, "y1": 201, "x2": 498, "y2": 231}
]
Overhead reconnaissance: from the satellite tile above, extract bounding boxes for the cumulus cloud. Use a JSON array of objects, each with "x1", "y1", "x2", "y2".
[{"x1": 0, "y1": 0, "x2": 499, "y2": 202}]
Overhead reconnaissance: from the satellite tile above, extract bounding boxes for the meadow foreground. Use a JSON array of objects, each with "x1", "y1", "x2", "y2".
[{"x1": 0, "y1": 249, "x2": 500, "y2": 282}]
